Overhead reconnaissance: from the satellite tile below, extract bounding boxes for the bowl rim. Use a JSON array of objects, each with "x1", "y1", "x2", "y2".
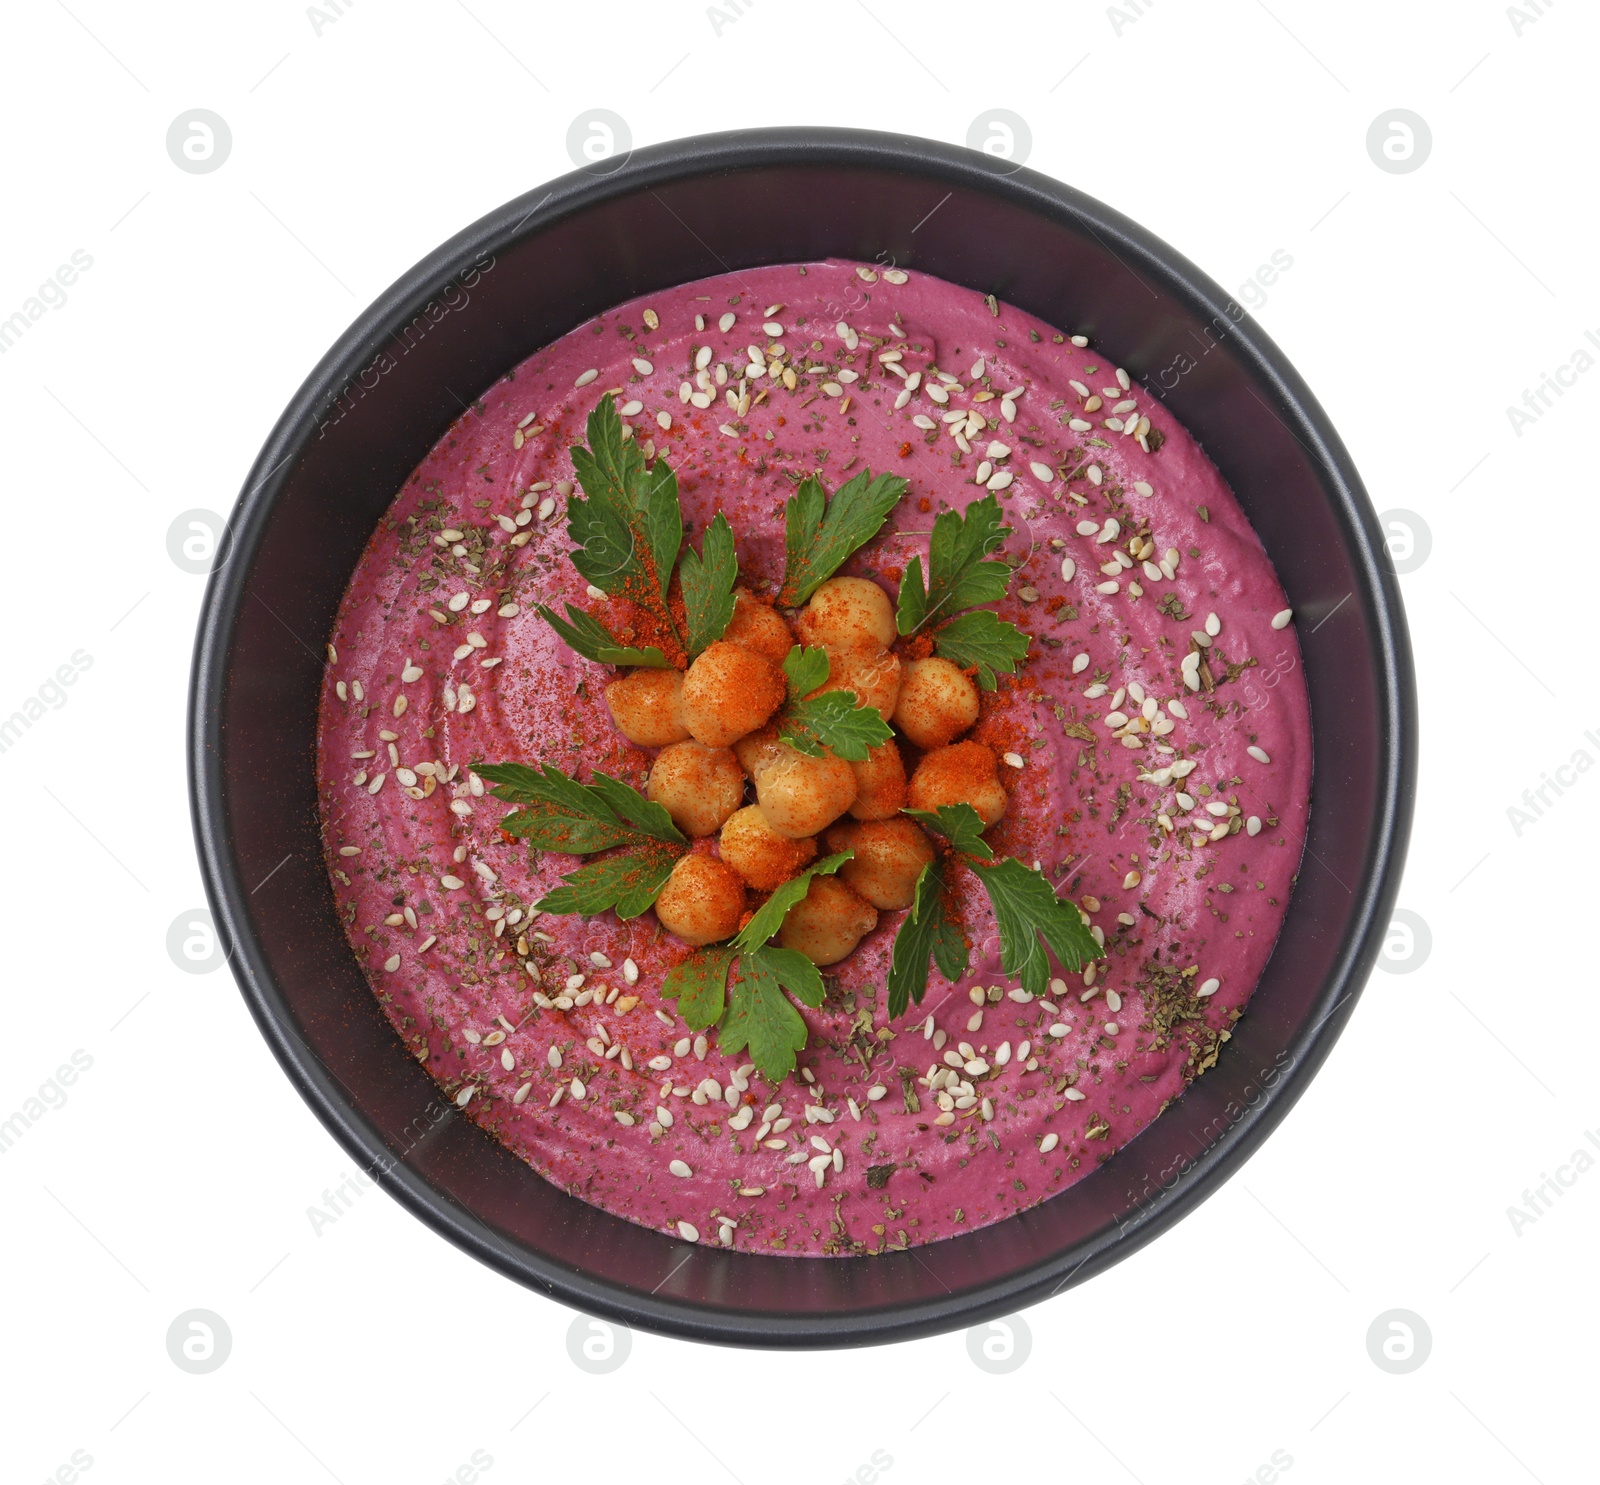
[{"x1": 190, "y1": 125, "x2": 1415, "y2": 1347}]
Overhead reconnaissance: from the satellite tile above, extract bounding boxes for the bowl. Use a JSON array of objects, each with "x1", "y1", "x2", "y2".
[{"x1": 189, "y1": 126, "x2": 1415, "y2": 1347}]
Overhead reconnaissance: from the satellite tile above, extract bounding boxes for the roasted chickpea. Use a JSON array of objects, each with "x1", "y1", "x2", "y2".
[
  {"x1": 847, "y1": 738, "x2": 908, "y2": 820},
  {"x1": 603, "y1": 667, "x2": 692, "y2": 747},
  {"x1": 892, "y1": 656, "x2": 981, "y2": 749},
  {"x1": 679, "y1": 641, "x2": 786, "y2": 748},
  {"x1": 813, "y1": 645, "x2": 901, "y2": 721},
  {"x1": 647, "y1": 742, "x2": 745, "y2": 838},
  {"x1": 722, "y1": 588, "x2": 796, "y2": 666},
  {"x1": 732, "y1": 725, "x2": 784, "y2": 783},
  {"x1": 796, "y1": 575, "x2": 897, "y2": 652},
  {"x1": 718, "y1": 804, "x2": 818, "y2": 891},
  {"x1": 753, "y1": 741, "x2": 859, "y2": 839},
  {"x1": 824, "y1": 818, "x2": 936, "y2": 910},
  {"x1": 775, "y1": 874, "x2": 880, "y2": 966},
  {"x1": 654, "y1": 852, "x2": 746, "y2": 947},
  {"x1": 907, "y1": 740, "x2": 1007, "y2": 827}
]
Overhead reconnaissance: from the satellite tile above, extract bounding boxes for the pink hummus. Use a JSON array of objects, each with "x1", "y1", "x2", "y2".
[{"x1": 316, "y1": 260, "x2": 1311, "y2": 1255}]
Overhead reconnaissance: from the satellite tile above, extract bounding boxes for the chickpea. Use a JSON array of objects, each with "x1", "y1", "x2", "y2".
[
  {"x1": 753, "y1": 740, "x2": 858, "y2": 839},
  {"x1": 654, "y1": 852, "x2": 746, "y2": 947},
  {"x1": 647, "y1": 742, "x2": 745, "y2": 838},
  {"x1": 907, "y1": 740, "x2": 1007, "y2": 827},
  {"x1": 679, "y1": 640, "x2": 786, "y2": 748},
  {"x1": 824, "y1": 818, "x2": 936, "y2": 910},
  {"x1": 775, "y1": 874, "x2": 880, "y2": 966},
  {"x1": 718, "y1": 804, "x2": 818, "y2": 891},
  {"x1": 813, "y1": 645, "x2": 901, "y2": 721},
  {"x1": 892, "y1": 656, "x2": 981, "y2": 749},
  {"x1": 603, "y1": 668, "x2": 691, "y2": 748},
  {"x1": 721, "y1": 588, "x2": 796, "y2": 666},
  {"x1": 847, "y1": 738, "x2": 908, "y2": 820},
  {"x1": 732, "y1": 726, "x2": 784, "y2": 783},
  {"x1": 796, "y1": 575, "x2": 897, "y2": 652}
]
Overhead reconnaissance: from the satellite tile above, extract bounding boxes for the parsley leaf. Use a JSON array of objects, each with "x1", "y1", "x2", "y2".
[
  {"x1": 776, "y1": 645, "x2": 893, "y2": 761},
  {"x1": 477, "y1": 763, "x2": 685, "y2": 852},
  {"x1": 678, "y1": 512, "x2": 738, "y2": 659},
  {"x1": 895, "y1": 493, "x2": 1013, "y2": 635},
  {"x1": 903, "y1": 803, "x2": 993, "y2": 859},
  {"x1": 776, "y1": 469, "x2": 907, "y2": 606},
  {"x1": 535, "y1": 603, "x2": 669, "y2": 669},
  {"x1": 781, "y1": 644, "x2": 830, "y2": 698},
  {"x1": 967, "y1": 856, "x2": 1102, "y2": 996},
  {"x1": 535, "y1": 845, "x2": 681, "y2": 919},
  {"x1": 661, "y1": 946, "x2": 736, "y2": 1029},
  {"x1": 780, "y1": 690, "x2": 893, "y2": 761},
  {"x1": 565, "y1": 396, "x2": 683, "y2": 645},
  {"x1": 720, "y1": 951, "x2": 812, "y2": 1081},
  {"x1": 931, "y1": 609, "x2": 1031, "y2": 690},
  {"x1": 885, "y1": 859, "x2": 969, "y2": 1017},
  {"x1": 733, "y1": 852, "x2": 852, "y2": 951}
]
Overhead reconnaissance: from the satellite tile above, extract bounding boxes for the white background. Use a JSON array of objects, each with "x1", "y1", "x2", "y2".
[{"x1": 1, "y1": 1, "x2": 1591, "y2": 1480}]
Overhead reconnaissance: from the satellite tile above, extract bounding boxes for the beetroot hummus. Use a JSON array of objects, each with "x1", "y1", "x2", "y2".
[{"x1": 316, "y1": 260, "x2": 1311, "y2": 1255}]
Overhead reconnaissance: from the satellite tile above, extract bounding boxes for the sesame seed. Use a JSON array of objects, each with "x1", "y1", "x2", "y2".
[
  {"x1": 1247, "y1": 745, "x2": 1271, "y2": 764},
  {"x1": 574, "y1": 369, "x2": 598, "y2": 387},
  {"x1": 1123, "y1": 870, "x2": 1142, "y2": 889},
  {"x1": 1246, "y1": 816, "x2": 1262, "y2": 836},
  {"x1": 455, "y1": 1085, "x2": 475, "y2": 1107},
  {"x1": 1205, "y1": 611, "x2": 1221, "y2": 637},
  {"x1": 676, "y1": 1221, "x2": 699, "y2": 1242},
  {"x1": 1002, "y1": 751, "x2": 1024, "y2": 768},
  {"x1": 1030, "y1": 461, "x2": 1055, "y2": 483},
  {"x1": 1198, "y1": 977, "x2": 1221, "y2": 997},
  {"x1": 1040, "y1": 1132, "x2": 1059, "y2": 1153},
  {"x1": 1271, "y1": 608, "x2": 1293, "y2": 629}
]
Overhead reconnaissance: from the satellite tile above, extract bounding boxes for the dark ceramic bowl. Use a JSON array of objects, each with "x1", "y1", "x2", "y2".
[{"x1": 189, "y1": 127, "x2": 1414, "y2": 1347}]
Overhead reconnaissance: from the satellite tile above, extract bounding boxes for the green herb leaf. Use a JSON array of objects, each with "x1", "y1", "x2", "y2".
[
  {"x1": 720, "y1": 949, "x2": 813, "y2": 1082},
  {"x1": 661, "y1": 946, "x2": 735, "y2": 1030},
  {"x1": 777, "y1": 645, "x2": 893, "y2": 760},
  {"x1": 886, "y1": 859, "x2": 969, "y2": 1017},
  {"x1": 776, "y1": 470, "x2": 907, "y2": 607},
  {"x1": 477, "y1": 763, "x2": 686, "y2": 853},
  {"x1": 781, "y1": 644, "x2": 831, "y2": 698},
  {"x1": 967, "y1": 856, "x2": 1102, "y2": 996},
  {"x1": 895, "y1": 493, "x2": 1013, "y2": 635},
  {"x1": 732, "y1": 852, "x2": 853, "y2": 952},
  {"x1": 932, "y1": 609, "x2": 1031, "y2": 690},
  {"x1": 535, "y1": 844, "x2": 681, "y2": 920},
  {"x1": 678, "y1": 512, "x2": 738, "y2": 659},
  {"x1": 565, "y1": 396, "x2": 682, "y2": 636},
  {"x1": 752, "y1": 944, "x2": 826, "y2": 1008},
  {"x1": 535, "y1": 603, "x2": 670, "y2": 669},
  {"x1": 903, "y1": 803, "x2": 994, "y2": 860},
  {"x1": 780, "y1": 690, "x2": 893, "y2": 761}
]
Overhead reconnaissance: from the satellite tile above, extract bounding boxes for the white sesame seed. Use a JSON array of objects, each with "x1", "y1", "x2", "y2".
[
  {"x1": 1272, "y1": 608, "x2": 1293, "y2": 629},
  {"x1": 1247, "y1": 745, "x2": 1271, "y2": 764},
  {"x1": 1246, "y1": 816, "x2": 1262, "y2": 836},
  {"x1": 1002, "y1": 751, "x2": 1024, "y2": 769},
  {"x1": 1205, "y1": 612, "x2": 1221, "y2": 637},
  {"x1": 574, "y1": 369, "x2": 598, "y2": 387},
  {"x1": 455, "y1": 1085, "x2": 475, "y2": 1107},
  {"x1": 1198, "y1": 977, "x2": 1221, "y2": 998},
  {"x1": 1040, "y1": 1132, "x2": 1059, "y2": 1153},
  {"x1": 677, "y1": 1221, "x2": 700, "y2": 1242},
  {"x1": 1029, "y1": 461, "x2": 1055, "y2": 483},
  {"x1": 1167, "y1": 699, "x2": 1188, "y2": 719},
  {"x1": 1123, "y1": 870, "x2": 1142, "y2": 889}
]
